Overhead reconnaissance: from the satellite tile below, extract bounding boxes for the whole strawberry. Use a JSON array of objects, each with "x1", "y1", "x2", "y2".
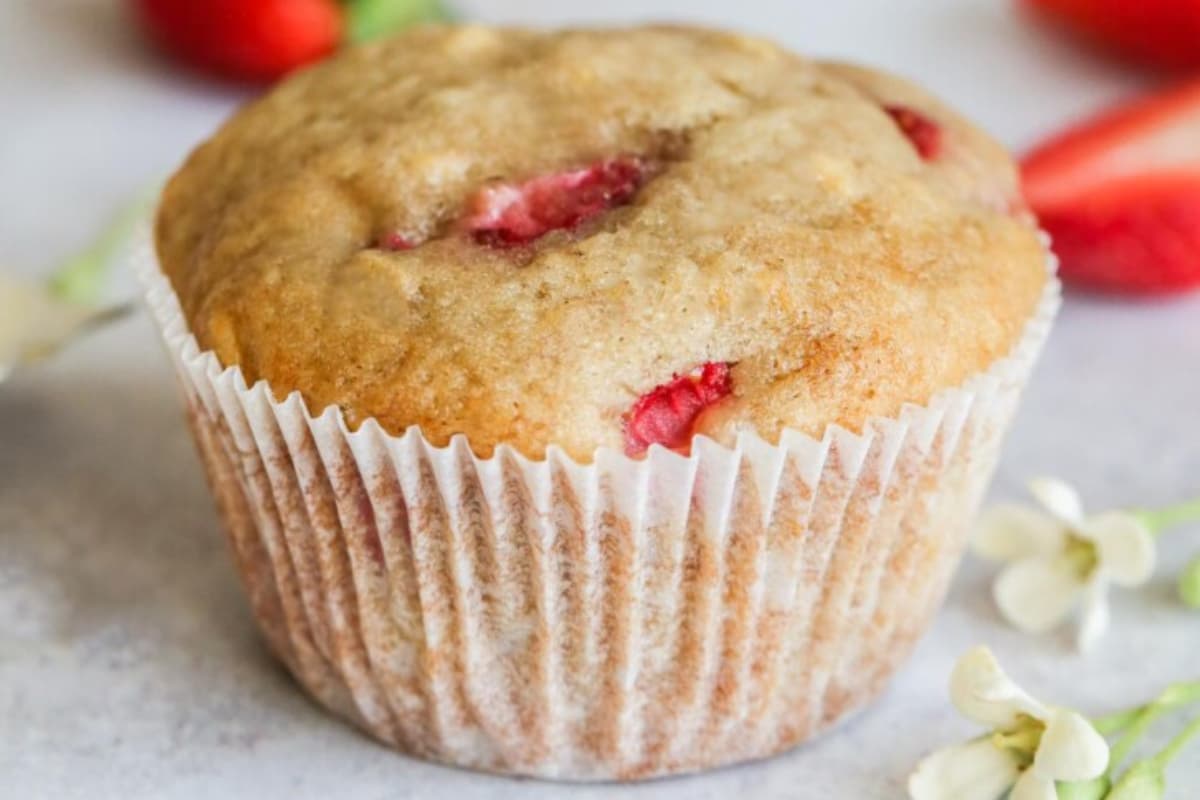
[
  {"x1": 133, "y1": 0, "x2": 450, "y2": 82},
  {"x1": 134, "y1": 0, "x2": 343, "y2": 81},
  {"x1": 1022, "y1": 80, "x2": 1200, "y2": 295},
  {"x1": 1025, "y1": 0, "x2": 1200, "y2": 71}
]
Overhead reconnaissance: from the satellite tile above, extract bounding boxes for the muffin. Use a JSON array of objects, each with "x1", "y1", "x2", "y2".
[{"x1": 142, "y1": 24, "x2": 1059, "y2": 780}]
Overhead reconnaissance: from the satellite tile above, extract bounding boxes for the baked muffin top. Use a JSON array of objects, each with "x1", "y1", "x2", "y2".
[{"x1": 156, "y1": 24, "x2": 1048, "y2": 460}]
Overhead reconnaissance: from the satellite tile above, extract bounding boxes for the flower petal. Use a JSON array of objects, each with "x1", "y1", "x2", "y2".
[
  {"x1": 1029, "y1": 478, "x2": 1085, "y2": 525},
  {"x1": 994, "y1": 557, "x2": 1083, "y2": 634},
  {"x1": 1010, "y1": 769, "x2": 1059, "y2": 800},
  {"x1": 907, "y1": 738, "x2": 1020, "y2": 800},
  {"x1": 1034, "y1": 708, "x2": 1110, "y2": 781},
  {"x1": 1083, "y1": 512, "x2": 1155, "y2": 587},
  {"x1": 950, "y1": 646, "x2": 1048, "y2": 730},
  {"x1": 972, "y1": 505, "x2": 1068, "y2": 563},
  {"x1": 1077, "y1": 579, "x2": 1110, "y2": 653}
]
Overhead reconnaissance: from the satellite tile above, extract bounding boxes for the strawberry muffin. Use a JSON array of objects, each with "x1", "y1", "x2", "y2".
[{"x1": 145, "y1": 24, "x2": 1058, "y2": 780}]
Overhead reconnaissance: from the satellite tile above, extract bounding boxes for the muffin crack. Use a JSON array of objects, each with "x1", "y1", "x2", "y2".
[
  {"x1": 374, "y1": 127, "x2": 702, "y2": 256},
  {"x1": 464, "y1": 155, "x2": 655, "y2": 248}
]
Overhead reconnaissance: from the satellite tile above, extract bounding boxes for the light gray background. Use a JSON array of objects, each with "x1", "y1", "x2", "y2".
[{"x1": 2, "y1": 1, "x2": 1198, "y2": 797}]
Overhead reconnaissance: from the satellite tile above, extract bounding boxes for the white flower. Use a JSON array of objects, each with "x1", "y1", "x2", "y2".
[
  {"x1": 0, "y1": 273, "x2": 124, "y2": 382},
  {"x1": 909, "y1": 646, "x2": 1110, "y2": 800},
  {"x1": 973, "y1": 478, "x2": 1155, "y2": 651}
]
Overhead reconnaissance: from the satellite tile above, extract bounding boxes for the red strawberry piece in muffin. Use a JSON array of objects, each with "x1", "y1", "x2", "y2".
[
  {"x1": 466, "y1": 157, "x2": 649, "y2": 247},
  {"x1": 624, "y1": 362, "x2": 733, "y2": 455},
  {"x1": 379, "y1": 232, "x2": 418, "y2": 250},
  {"x1": 885, "y1": 105, "x2": 943, "y2": 160}
]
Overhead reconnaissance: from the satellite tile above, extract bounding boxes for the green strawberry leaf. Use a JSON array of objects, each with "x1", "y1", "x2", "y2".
[{"x1": 344, "y1": 0, "x2": 454, "y2": 44}]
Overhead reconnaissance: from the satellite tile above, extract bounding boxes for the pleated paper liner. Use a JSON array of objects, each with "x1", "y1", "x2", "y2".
[{"x1": 138, "y1": 224, "x2": 1060, "y2": 780}]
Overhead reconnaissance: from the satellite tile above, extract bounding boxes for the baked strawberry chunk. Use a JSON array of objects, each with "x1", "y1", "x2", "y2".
[
  {"x1": 885, "y1": 105, "x2": 943, "y2": 161},
  {"x1": 379, "y1": 232, "x2": 417, "y2": 251},
  {"x1": 624, "y1": 362, "x2": 733, "y2": 456},
  {"x1": 466, "y1": 156, "x2": 648, "y2": 247}
]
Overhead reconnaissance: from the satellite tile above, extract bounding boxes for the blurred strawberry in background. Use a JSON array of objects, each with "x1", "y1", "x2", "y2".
[
  {"x1": 1022, "y1": 80, "x2": 1200, "y2": 295},
  {"x1": 133, "y1": 0, "x2": 451, "y2": 82},
  {"x1": 134, "y1": 0, "x2": 343, "y2": 81},
  {"x1": 1025, "y1": 0, "x2": 1200, "y2": 71}
]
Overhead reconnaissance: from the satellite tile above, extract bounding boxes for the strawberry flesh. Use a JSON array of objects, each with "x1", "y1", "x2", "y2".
[
  {"x1": 624, "y1": 362, "x2": 733, "y2": 456},
  {"x1": 1022, "y1": 80, "x2": 1200, "y2": 295},
  {"x1": 885, "y1": 105, "x2": 943, "y2": 161},
  {"x1": 1037, "y1": 176, "x2": 1200, "y2": 293},
  {"x1": 379, "y1": 232, "x2": 417, "y2": 251},
  {"x1": 466, "y1": 157, "x2": 648, "y2": 247}
]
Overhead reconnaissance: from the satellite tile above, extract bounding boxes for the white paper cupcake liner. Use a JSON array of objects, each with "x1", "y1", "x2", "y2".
[{"x1": 137, "y1": 223, "x2": 1060, "y2": 780}]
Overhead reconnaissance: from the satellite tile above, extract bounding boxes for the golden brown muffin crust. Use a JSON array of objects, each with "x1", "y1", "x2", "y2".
[{"x1": 157, "y1": 24, "x2": 1048, "y2": 460}]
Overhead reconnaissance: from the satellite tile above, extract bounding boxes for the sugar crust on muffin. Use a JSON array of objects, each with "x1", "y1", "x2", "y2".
[{"x1": 156, "y1": 24, "x2": 1048, "y2": 460}]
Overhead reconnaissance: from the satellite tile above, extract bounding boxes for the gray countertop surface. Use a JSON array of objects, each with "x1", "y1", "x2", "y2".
[{"x1": 3, "y1": 1, "x2": 1198, "y2": 797}]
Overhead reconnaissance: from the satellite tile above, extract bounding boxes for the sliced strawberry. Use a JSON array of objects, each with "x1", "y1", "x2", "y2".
[
  {"x1": 1037, "y1": 176, "x2": 1200, "y2": 293},
  {"x1": 133, "y1": 0, "x2": 343, "y2": 82},
  {"x1": 1025, "y1": 0, "x2": 1200, "y2": 72},
  {"x1": 466, "y1": 157, "x2": 648, "y2": 248},
  {"x1": 885, "y1": 105, "x2": 943, "y2": 161},
  {"x1": 1022, "y1": 80, "x2": 1200, "y2": 295},
  {"x1": 624, "y1": 362, "x2": 733, "y2": 456}
]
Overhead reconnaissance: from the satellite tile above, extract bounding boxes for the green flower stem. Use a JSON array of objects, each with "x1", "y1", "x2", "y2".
[
  {"x1": 1102, "y1": 681, "x2": 1200, "y2": 774},
  {"x1": 1152, "y1": 712, "x2": 1200, "y2": 767},
  {"x1": 1180, "y1": 556, "x2": 1200, "y2": 609},
  {"x1": 47, "y1": 191, "x2": 154, "y2": 305},
  {"x1": 1109, "y1": 703, "x2": 1173, "y2": 771},
  {"x1": 1136, "y1": 498, "x2": 1200, "y2": 536},
  {"x1": 1094, "y1": 708, "x2": 1144, "y2": 736}
]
